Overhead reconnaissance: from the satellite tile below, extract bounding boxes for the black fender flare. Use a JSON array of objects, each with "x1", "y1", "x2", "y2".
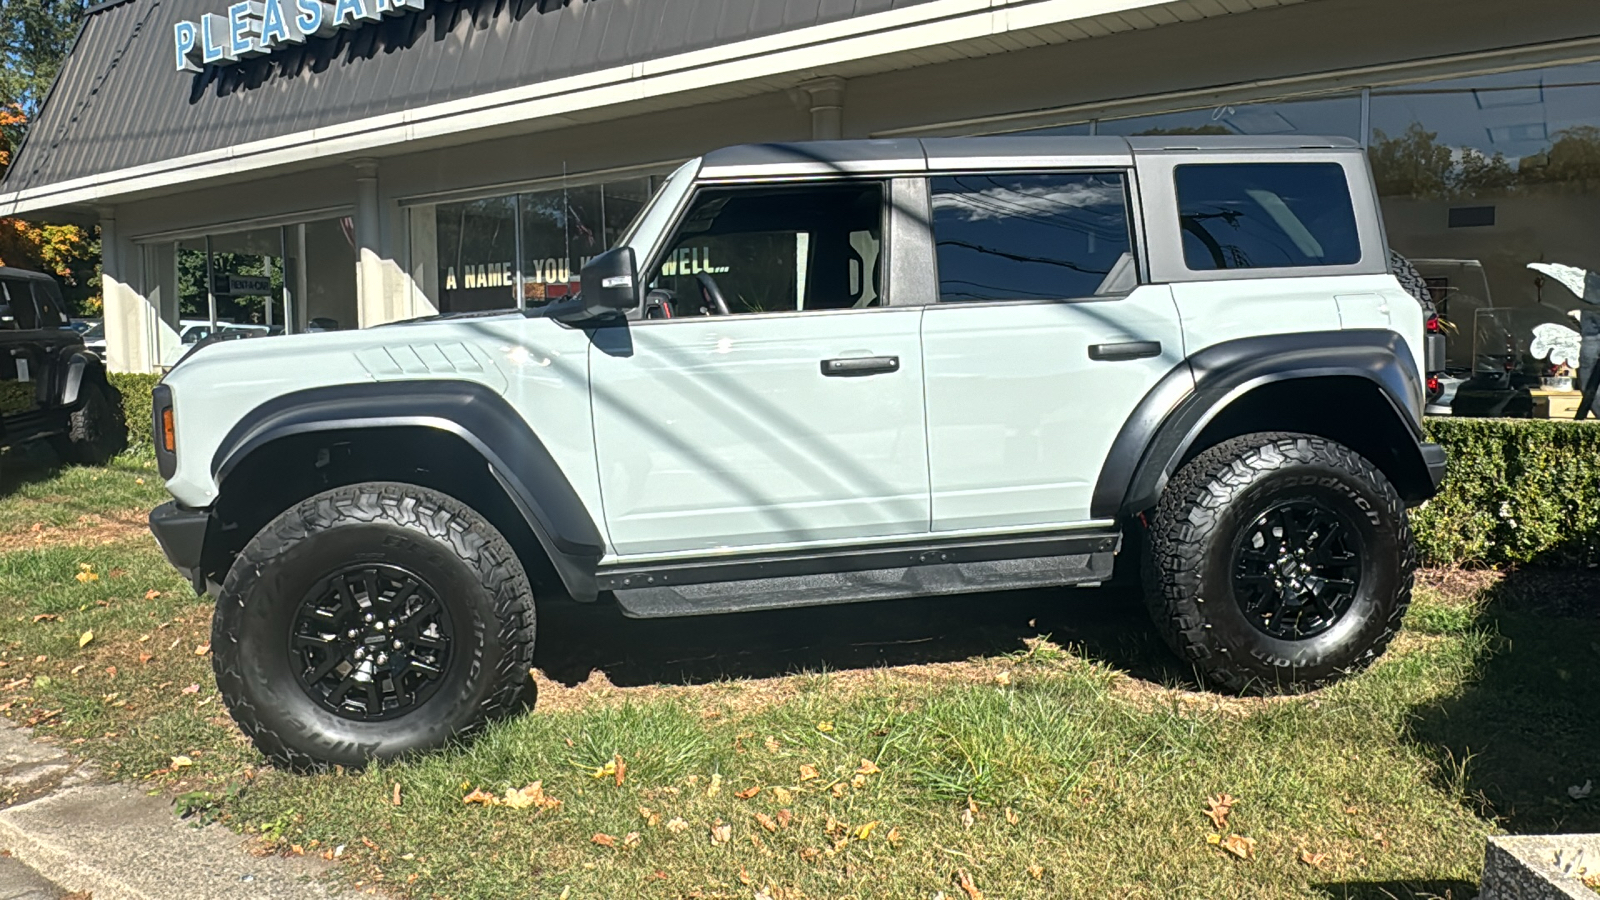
[
  {"x1": 1092, "y1": 329, "x2": 1434, "y2": 519},
  {"x1": 211, "y1": 380, "x2": 606, "y2": 602}
]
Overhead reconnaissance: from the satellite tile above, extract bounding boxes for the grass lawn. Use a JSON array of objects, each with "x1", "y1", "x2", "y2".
[{"x1": 0, "y1": 450, "x2": 1595, "y2": 899}]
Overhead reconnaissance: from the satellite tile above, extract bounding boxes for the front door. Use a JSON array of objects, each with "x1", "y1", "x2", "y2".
[
  {"x1": 590, "y1": 179, "x2": 930, "y2": 558},
  {"x1": 919, "y1": 171, "x2": 1185, "y2": 532},
  {"x1": 0, "y1": 277, "x2": 65, "y2": 419}
]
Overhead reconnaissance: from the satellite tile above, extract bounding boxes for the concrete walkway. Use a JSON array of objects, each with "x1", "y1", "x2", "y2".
[{"x1": 0, "y1": 719, "x2": 368, "y2": 900}]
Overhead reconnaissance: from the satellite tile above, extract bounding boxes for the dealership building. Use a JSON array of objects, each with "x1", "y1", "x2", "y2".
[{"x1": 0, "y1": 0, "x2": 1596, "y2": 373}]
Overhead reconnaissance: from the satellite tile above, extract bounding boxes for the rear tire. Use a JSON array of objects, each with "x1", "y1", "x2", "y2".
[
  {"x1": 1142, "y1": 432, "x2": 1413, "y2": 694},
  {"x1": 213, "y1": 482, "x2": 536, "y2": 770},
  {"x1": 54, "y1": 376, "x2": 127, "y2": 465}
]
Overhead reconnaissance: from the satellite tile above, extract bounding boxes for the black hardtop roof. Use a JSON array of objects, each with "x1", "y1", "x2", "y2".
[{"x1": 0, "y1": 267, "x2": 58, "y2": 283}]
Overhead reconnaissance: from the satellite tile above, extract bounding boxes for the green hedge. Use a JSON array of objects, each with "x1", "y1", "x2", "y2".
[
  {"x1": 108, "y1": 372, "x2": 160, "y2": 452},
  {"x1": 95, "y1": 372, "x2": 1597, "y2": 568},
  {"x1": 1415, "y1": 418, "x2": 1600, "y2": 568}
]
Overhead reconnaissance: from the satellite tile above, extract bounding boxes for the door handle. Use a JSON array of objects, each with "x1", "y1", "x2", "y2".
[
  {"x1": 1088, "y1": 341, "x2": 1161, "y2": 362},
  {"x1": 821, "y1": 356, "x2": 900, "y2": 377}
]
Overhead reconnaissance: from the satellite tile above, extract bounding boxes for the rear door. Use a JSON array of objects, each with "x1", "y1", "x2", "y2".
[
  {"x1": 0, "y1": 278, "x2": 46, "y2": 417},
  {"x1": 919, "y1": 169, "x2": 1186, "y2": 532},
  {"x1": 589, "y1": 178, "x2": 931, "y2": 558},
  {"x1": 26, "y1": 279, "x2": 77, "y2": 410}
]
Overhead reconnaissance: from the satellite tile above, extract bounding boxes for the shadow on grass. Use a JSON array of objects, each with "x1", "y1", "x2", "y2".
[
  {"x1": 1406, "y1": 566, "x2": 1600, "y2": 836},
  {"x1": 533, "y1": 579, "x2": 1197, "y2": 691},
  {"x1": 0, "y1": 442, "x2": 67, "y2": 495},
  {"x1": 1313, "y1": 879, "x2": 1476, "y2": 900}
]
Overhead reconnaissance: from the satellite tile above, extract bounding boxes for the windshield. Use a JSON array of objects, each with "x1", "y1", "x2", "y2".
[
  {"x1": 618, "y1": 159, "x2": 700, "y2": 258},
  {"x1": 82, "y1": 322, "x2": 105, "y2": 340}
]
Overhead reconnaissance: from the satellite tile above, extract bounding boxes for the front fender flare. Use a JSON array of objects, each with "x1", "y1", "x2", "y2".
[
  {"x1": 212, "y1": 381, "x2": 605, "y2": 601},
  {"x1": 1092, "y1": 329, "x2": 1432, "y2": 518}
]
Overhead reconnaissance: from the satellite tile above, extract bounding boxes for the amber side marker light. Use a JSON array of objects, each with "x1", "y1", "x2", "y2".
[{"x1": 161, "y1": 409, "x2": 175, "y2": 453}]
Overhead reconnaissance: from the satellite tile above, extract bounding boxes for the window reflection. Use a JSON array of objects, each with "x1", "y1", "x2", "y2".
[{"x1": 1096, "y1": 94, "x2": 1362, "y2": 139}]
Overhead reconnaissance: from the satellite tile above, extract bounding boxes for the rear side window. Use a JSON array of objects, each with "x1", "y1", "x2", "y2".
[
  {"x1": 33, "y1": 280, "x2": 66, "y2": 328},
  {"x1": 0, "y1": 280, "x2": 40, "y2": 331},
  {"x1": 930, "y1": 172, "x2": 1134, "y2": 303},
  {"x1": 1175, "y1": 163, "x2": 1360, "y2": 271}
]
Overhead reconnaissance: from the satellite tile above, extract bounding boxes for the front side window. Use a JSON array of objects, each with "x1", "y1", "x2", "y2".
[
  {"x1": 1176, "y1": 162, "x2": 1361, "y2": 270},
  {"x1": 930, "y1": 172, "x2": 1134, "y2": 303},
  {"x1": 650, "y1": 182, "x2": 883, "y2": 316}
]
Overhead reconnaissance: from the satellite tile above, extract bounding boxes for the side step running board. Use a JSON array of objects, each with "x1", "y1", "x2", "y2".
[{"x1": 612, "y1": 552, "x2": 1113, "y2": 619}]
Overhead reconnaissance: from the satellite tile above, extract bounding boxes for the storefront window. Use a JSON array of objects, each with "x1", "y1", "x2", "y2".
[
  {"x1": 1096, "y1": 94, "x2": 1362, "y2": 140},
  {"x1": 433, "y1": 177, "x2": 655, "y2": 313},
  {"x1": 1370, "y1": 62, "x2": 1600, "y2": 376}
]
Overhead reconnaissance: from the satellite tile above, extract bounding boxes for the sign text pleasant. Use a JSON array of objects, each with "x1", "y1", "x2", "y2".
[{"x1": 173, "y1": 0, "x2": 424, "y2": 72}]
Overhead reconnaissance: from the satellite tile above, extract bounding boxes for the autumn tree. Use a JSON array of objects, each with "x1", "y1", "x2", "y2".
[{"x1": 0, "y1": 0, "x2": 99, "y2": 314}]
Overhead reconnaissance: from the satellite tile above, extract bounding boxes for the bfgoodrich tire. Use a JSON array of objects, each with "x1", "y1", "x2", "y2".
[
  {"x1": 213, "y1": 482, "x2": 536, "y2": 770},
  {"x1": 1142, "y1": 432, "x2": 1414, "y2": 694}
]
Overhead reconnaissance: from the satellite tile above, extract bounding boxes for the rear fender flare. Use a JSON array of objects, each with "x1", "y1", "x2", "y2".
[
  {"x1": 1092, "y1": 330, "x2": 1427, "y2": 518},
  {"x1": 212, "y1": 381, "x2": 605, "y2": 601}
]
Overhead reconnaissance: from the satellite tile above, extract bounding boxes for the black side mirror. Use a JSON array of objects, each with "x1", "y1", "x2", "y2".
[{"x1": 568, "y1": 247, "x2": 638, "y2": 321}]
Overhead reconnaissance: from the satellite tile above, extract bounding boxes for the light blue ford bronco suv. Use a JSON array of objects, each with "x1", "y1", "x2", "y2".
[{"x1": 148, "y1": 137, "x2": 1447, "y2": 768}]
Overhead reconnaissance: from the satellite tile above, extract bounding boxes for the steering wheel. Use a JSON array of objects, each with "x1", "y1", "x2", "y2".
[{"x1": 695, "y1": 273, "x2": 732, "y2": 316}]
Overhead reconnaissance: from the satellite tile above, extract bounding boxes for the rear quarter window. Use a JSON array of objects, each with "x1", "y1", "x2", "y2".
[{"x1": 1175, "y1": 162, "x2": 1361, "y2": 271}]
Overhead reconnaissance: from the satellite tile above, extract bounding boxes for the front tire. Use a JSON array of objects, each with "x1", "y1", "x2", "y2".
[
  {"x1": 1143, "y1": 433, "x2": 1413, "y2": 694},
  {"x1": 213, "y1": 482, "x2": 536, "y2": 769}
]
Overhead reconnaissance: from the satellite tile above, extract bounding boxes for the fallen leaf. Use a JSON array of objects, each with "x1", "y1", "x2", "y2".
[
  {"x1": 638, "y1": 806, "x2": 660, "y2": 827},
  {"x1": 501, "y1": 782, "x2": 561, "y2": 811},
  {"x1": 75, "y1": 565, "x2": 99, "y2": 584},
  {"x1": 70, "y1": 664, "x2": 85, "y2": 675},
  {"x1": 665, "y1": 817, "x2": 689, "y2": 834},
  {"x1": 392, "y1": 783, "x2": 402, "y2": 806},
  {"x1": 170, "y1": 755, "x2": 193, "y2": 769},
  {"x1": 144, "y1": 590, "x2": 161, "y2": 600},
  {"x1": 591, "y1": 833, "x2": 617, "y2": 848},
  {"x1": 622, "y1": 831, "x2": 640, "y2": 848},
  {"x1": 735, "y1": 785, "x2": 761, "y2": 800},
  {"x1": 830, "y1": 783, "x2": 847, "y2": 799},
  {"x1": 856, "y1": 759, "x2": 881, "y2": 776},
  {"x1": 799, "y1": 847, "x2": 820, "y2": 862},
  {"x1": 710, "y1": 820, "x2": 731, "y2": 845},
  {"x1": 798, "y1": 764, "x2": 819, "y2": 782},
  {"x1": 104, "y1": 666, "x2": 116, "y2": 678},
  {"x1": 180, "y1": 683, "x2": 199, "y2": 694},
  {"x1": 108, "y1": 568, "x2": 126, "y2": 579},
  {"x1": 850, "y1": 774, "x2": 866, "y2": 789},
  {"x1": 1218, "y1": 834, "x2": 1256, "y2": 860},
  {"x1": 1569, "y1": 780, "x2": 1593, "y2": 800},
  {"x1": 1005, "y1": 807, "x2": 1020, "y2": 825},
  {"x1": 764, "y1": 737, "x2": 780, "y2": 753},
  {"x1": 960, "y1": 806, "x2": 975, "y2": 829},
  {"x1": 194, "y1": 643, "x2": 210, "y2": 657},
  {"x1": 1027, "y1": 864, "x2": 1044, "y2": 880},
  {"x1": 1300, "y1": 850, "x2": 1329, "y2": 868},
  {"x1": 138, "y1": 652, "x2": 153, "y2": 665},
  {"x1": 776, "y1": 809, "x2": 793, "y2": 829},
  {"x1": 755, "y1": 812, "x2": 779, "y2": 833},
  {"x1": 886, "y1": 826, "x2": 902, "y2": 844},
  {"x1": 613, "y1": 753, "x2": 627, "y2": 787},
  {"x1": 816, "y1": 721, "x2": 834, "y2": 733},
  {"x1": 856, "y1": 821, "x2": 878, "y2": 840},
  {"x1": 78, "y1": 631, "x2": 93, "y2": 648},
  {"x1": 954, "y1": 868, "x2": 984, "y2": 900},
  {"x1": 994, "y1": 671, "x2": 1011, "y2": 686},
  {"x1": 707, "y1": 772, "x2": 722, "y2": 798},
  {"x1": 737, "y1": 867, "x2": 752, "y2": 886},
  {"x1": 462, "y1": 788, "x2": 497, "y2": 806},
  {"x1": 31, "y1": 614, "x2": 56, "y2": 623},
  {"x1": 1204, "y1": 793, "x2": 1236, "y2": 830},
  {"x1": 772, "y1": 786, "x2": 793, "y2": 804}
]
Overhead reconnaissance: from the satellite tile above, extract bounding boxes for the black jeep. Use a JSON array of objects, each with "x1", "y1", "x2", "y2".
[{"x1": 0, "y1": 267, "x2": 126, "y2": 466}]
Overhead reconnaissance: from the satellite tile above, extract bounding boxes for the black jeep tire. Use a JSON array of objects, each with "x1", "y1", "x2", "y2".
[
  {"x1": 213, "y1": 482, "x2": 536, "y2": 770},
  {"x1": 54, "y1": 376, "x2": 127, "y2": 465},
  {"x1": 1142, "y1": 432, "x2": 1413, "y2": 694}
]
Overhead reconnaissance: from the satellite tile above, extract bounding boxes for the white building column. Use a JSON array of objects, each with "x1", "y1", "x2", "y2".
[
  {"x1": 799, "y1": 77, "x2": 847, "y2": 140},
  {"x1": 352, "y1": 159, "x2": 386, "y2": 328},
  {"x1": 99, "y1": 206, "x2": 154, "y2": 373}
]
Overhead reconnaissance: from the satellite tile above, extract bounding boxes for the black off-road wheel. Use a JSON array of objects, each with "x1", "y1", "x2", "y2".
[
  {"x1": 54, "y1": 376, "x2": 127, "y2": 465},
  {"x1": 1142, "y1": 432, "x2": 1414, "y2": 694},
  {"x1": 213, "y1": 482, "x2": 536, "y2": 770}
]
